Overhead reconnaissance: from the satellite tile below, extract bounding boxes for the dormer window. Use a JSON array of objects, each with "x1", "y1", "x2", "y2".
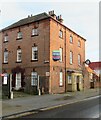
[
  {"x1": 4, "y1": 34, "x2": 8, "y2": 42},
  {"x1": 32, "y1": 28, "x2": 38, "y2": 36},
  {"x1": 17, "y1": 32, "x2": 22, "y2": 39}
]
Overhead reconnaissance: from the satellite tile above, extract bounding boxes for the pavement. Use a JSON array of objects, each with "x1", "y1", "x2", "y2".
[{"x1": 1, "y1": 88, "x2": 100, "y2": 119}]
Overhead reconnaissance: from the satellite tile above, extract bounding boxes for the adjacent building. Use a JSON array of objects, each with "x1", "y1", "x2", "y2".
[
  {"x1": 89, "y1": 62, "x2": 101, "y2": 88},
  {"x1": 84, "y1": 65, "x2": 99, "y2": 89},
  {"x1": 1, "y1": 11, "x2": 86, "y2": 94}
]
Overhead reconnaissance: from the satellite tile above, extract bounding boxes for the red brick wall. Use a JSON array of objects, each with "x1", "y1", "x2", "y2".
[
  {"x1": 2, "y1": 19, "x2": 50, "y2": 93},
  {"x1": 49, "y1": 18, "x2": 85, "y2": 93},
  {"x1": 49, "y1": 19, "x2": 66, "y2": 94},
  {"x1": 66, "y1": 30, "x2": 85, "y2": 70}
]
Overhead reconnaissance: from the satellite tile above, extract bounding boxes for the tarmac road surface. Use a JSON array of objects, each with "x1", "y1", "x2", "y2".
[{"x1": 16, "y1": 96, "x2": 101, "y2": 118}]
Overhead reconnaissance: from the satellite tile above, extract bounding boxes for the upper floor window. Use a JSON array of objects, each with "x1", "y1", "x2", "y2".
[
  {"x1": 32, "y1": 28, "x2": 38, "y2": 36},
  {"x1": 32, "y1": 46, "x2": 38, "y2": 61},
  {"x1": 78, "y1": 54, "x2": 81, "y2": 65},
  {"x1": 59, "y1": 30, "x2": 63, "y2": 38},
  {"x1": 70, "y1": 35, "x2": 73, "y2": 43},
  {"x1": 70, "y1": 51, "x2": 73, "y2": 64},
  {"x1": 4, "y1": 49, "x2": 8, "y2": 63},
  {"x1": 78, "y1": 40, "x2": 81, "y2": 47},
  {"x1": 17, "y1": 49, "x2": 22, "y2": 62},
  {"x1": 4, "y1": 34, "x2": 8, "y2": 42},
  {"x1": 17, "y1": 32, "x2": 22, "y2": 39}
]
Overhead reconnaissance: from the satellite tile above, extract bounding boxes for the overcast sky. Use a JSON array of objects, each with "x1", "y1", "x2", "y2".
[{"x1": 0, "y1": 0, "x2": 99, "y2": 62}]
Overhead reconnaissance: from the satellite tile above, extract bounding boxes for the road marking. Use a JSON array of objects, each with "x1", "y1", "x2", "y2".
[
  {"x1": 40, "y1": 95, "x2": 101, "y2": 111},
  {"x1": 3, "y1": 111, "x2": 38, "y2": 119},
  {"x1": 3, "y1": 95, "x2": 101, "y2": 119}
]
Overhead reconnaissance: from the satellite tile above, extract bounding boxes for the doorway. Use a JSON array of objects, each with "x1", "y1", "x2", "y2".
[{"x1": 77, "y1": 76, "x2": 80, "y2": 91}]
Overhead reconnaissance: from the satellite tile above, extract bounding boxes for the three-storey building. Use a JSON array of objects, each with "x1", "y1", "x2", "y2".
[{"x1": 1, "y1": 11, "x2": 86, "y2": 94}]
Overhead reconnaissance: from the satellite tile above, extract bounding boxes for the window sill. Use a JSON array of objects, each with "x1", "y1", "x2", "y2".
[
  {"x1": 16, "y1": 61, "x2": 22, "y2": 63},
  {"x1": 59, "y1": 85, "x2": 63, "y2": 87},
  {"x1": 16, "y1": 38, "x2": 23, "y2": 40},
  {"x1": 31, "y1": 60, "x2": 38, "y2": 62},
  {"x1": 59, "y1": 61, "x2": 63, "y2": 63},
  {"x1": 3, "y1": 62, "x2": 8, "y2": 64},
  {"x1": 31, "y1": 34, "x2": 39, "y2": 37},
  {"x1": 3, "y1": 41, "x2": 8, "y2": 43},
  {"x1": 59, "y1": 36, "x2": 63, "y2": 39}
]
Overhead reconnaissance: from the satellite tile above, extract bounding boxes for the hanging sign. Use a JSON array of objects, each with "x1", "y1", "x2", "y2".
[{"x1": 52, "y1": 50, "x2": 60, "y2": 61}]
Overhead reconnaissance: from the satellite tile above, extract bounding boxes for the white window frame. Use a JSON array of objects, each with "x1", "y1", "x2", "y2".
[
  {"x1": 59, "y1": 30, "x2": 63, "y2": 38},
  {"x1": 32, "y1": 28, "x2": 38, "y2": 36},
  {"x1": 68, "y1": 75, "x2": 72, "y2": 84},
  {"x1": 17, "y1": 49, "x2": 22, "y2": 62},
  {"x1": 32, "y1": 46, "x2": 38, "y2": 60},
  {"x1": 78, "y1": 40, "x2": 81, "y2": 47},
  {"x1": 17, "y1": 32, "x2": 22, "y2": 39},
  {"x1": 16, "y1": 73, "x2": 21, "y2": 90},
  {"x1": 70, "y1": 51, "x2": 73, "y2": 64},
  {"x1": 60, "y1": 71, "x2": 63, "y2": 86},
  {"x1": 59, "y1": 48, "x2": 63, "y2": 62},
  {"x1": 70, "y1": 35, "x2": 73, "y2": 43},
  {"x1": 4, "y1": 35, "x2": 8, "y2": 42},
  {"x1": 78, "y1": 54, "x2": 81, "y2": 65},
  {"x1": 4, "y1": 51, "x2": 8, "y2": 63},
  {"x1": 31, "y1": 72, "x2": 38, "y2": 86}
]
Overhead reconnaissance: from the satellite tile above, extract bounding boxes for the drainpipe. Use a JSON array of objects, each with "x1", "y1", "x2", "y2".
[{"x1": 64, "y1": 27, "x2": 67, "y2": 92}]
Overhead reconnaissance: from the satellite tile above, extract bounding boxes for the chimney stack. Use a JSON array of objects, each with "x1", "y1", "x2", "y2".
[
  {"x1": 48, "y1": 10, "x2": 56, "y2": 19},
  {"x1": 48, "y1": 10, "x2": 63, "y2": 23}
]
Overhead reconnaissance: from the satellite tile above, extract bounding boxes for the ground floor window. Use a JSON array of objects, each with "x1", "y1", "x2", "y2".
[
  {"x1": 60, "y1": 71, "x2": 63, "y2": 86},
  {"x1": 31, "y1": 72, "x2": 38, "y2": 86},
  {"x1": 68, "y1": 75, "x2": 72, "y2": 84},
  {"x1": 15, "y1": 73, "x2": 21, "y2": 90}
]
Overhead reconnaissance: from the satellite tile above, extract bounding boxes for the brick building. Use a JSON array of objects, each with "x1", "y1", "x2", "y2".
[
  {"x1": 1, "y1": 11, "x2": 86, "y2": 94},
  {"x1": 89, "y1": 62, "x2": 101, "y2": 88}
]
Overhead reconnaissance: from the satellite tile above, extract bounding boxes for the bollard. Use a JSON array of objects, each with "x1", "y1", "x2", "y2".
[
  {"x1": 10, "y1": 91, "x2": 13, "y2": 99},
  {"x1": 39, "y1": 89, "x2": 41, "y2": 96}
]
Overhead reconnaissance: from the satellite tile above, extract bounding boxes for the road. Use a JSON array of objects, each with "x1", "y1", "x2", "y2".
[{"x1": 10, "y1": 96, "x2": 101, "y2": 119}]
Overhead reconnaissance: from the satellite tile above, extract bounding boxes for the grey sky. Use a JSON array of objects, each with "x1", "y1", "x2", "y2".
[{"x1": 0, "y1": 0, "x2": 99, "y2": 62}]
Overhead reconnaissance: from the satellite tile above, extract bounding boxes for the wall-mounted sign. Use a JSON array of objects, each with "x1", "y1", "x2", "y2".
[
  {"x1": 3, "y1": 73, "x2": 8, "y2": 85},
  {"x1": 46, "y1": 72, "x2": 50, "y2": 76},
  {"x1": 52, "y1": 50, "x2": 60, "y2": 61}
]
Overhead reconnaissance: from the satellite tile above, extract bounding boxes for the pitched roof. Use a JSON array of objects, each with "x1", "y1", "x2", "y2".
[
  {"x1": 1, "y1": 12, "x2": 86, "y2": 41},
  {"x1": 2, "y1": 12, "x2": 50, "y2": 31},
  {"x1": 89, "y1": 62, "x2": 101, "y2": 70}
]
